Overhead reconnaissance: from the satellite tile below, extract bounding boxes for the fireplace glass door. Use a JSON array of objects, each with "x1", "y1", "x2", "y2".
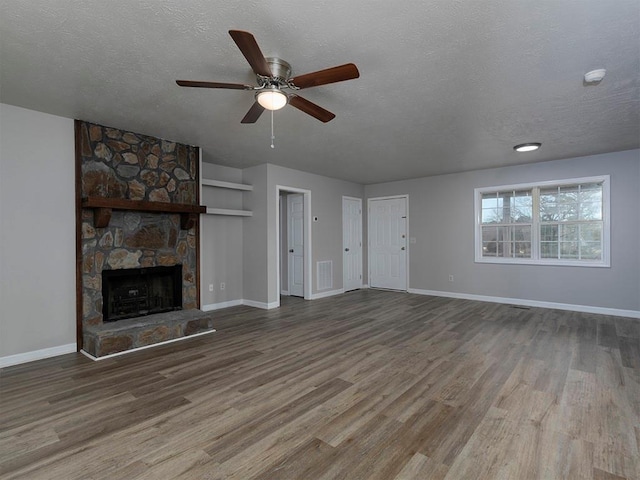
[{"x1": 102, "y1": 265, "x2": 182, "y2": 322}]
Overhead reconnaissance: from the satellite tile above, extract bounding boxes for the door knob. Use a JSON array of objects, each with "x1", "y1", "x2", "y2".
[
  {"x1": 401, "y1": 246, "x2": 405, "y2": 250},
  {"x1": 345, "y1": 248, "x2": 350, "y2": 252},
  {"x1": 289, "y1": 249, "x2": 294, "y2": 253}
]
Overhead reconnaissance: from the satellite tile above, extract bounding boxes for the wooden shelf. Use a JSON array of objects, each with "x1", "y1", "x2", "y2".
[
  {"x1": 205, "y1": 208, "x2": 253, "y2": 217},
  {"x1": 201, "y1": 179, "x2": 253, "y2": 191},
  {"x1": 82, "y1": 196, "x2": 206, "y2": 229}
]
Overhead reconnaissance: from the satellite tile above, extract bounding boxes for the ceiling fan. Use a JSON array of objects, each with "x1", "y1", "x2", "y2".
[{"x1": 176, "y1": 30, "x2": 360, "y2": 123}]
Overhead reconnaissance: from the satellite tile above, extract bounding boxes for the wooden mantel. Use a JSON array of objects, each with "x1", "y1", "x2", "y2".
[{"x1": 82, "y1": 196, "x2": 206, "y2": 230}]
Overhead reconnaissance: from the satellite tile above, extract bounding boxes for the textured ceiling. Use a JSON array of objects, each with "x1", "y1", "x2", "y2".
[{"x1": 1, "y1": 0, "x2": 638, "y2": 184}]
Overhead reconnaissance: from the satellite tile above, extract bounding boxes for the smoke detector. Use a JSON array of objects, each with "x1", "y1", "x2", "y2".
[{"x1": 584, "y1": 69, "x2": 606, "y2": 83}]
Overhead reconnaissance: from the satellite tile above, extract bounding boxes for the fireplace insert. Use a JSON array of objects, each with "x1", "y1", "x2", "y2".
[{"x1": 102, "y1": 265, "x2": 182, "y2": 322}]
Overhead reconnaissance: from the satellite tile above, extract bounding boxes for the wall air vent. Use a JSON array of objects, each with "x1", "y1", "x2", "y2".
[{"x1": 317, "y1": 261, "x2": 333, "y2": 291}]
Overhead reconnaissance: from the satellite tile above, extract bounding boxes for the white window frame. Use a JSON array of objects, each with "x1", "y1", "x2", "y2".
[{"x1": 474, "y1": 175, "x2": 610, "y2": 267}]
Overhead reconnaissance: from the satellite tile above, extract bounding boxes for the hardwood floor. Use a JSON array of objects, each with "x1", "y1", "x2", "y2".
[{"x1": 1, "y1": 290, "x2": 639, "y2": 479}]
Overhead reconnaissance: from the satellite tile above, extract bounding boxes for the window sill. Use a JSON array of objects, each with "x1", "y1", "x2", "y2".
[{"x1": 474, "y1": 257, "x2": 610, "y2": 268}]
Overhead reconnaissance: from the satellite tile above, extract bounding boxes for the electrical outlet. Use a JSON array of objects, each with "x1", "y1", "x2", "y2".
[
  {"x1": 220, "y1": 282, "x2": 225, "y2": 291},
  {"x1": 449, "y1": 275, "x2": 454, "y2": 282},
  {"x1": 208, "y1": 284, "x2": 214, "y2": 292}
]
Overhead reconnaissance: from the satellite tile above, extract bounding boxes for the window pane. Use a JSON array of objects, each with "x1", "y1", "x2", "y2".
[
  {"x1": 541, "y1": 242, "x2": 558, "y2": 258},
  {"x1": 539, "y1": 188, "x2": 558, "y2": 221},
  {"x1": 482, "y1": 226, "x2": 498, "y2": 256},
  {"x1": 580, "y1": 202, "x2": 602, "y2": 220},
  {"x1": 540, "y1": 206, "x2": 558, "y2": 222},
  {"x1": 540, "y1": 224, "x2": 558, "y2": 241},
  {"x1": 513, "y1": 225, "x2": 531, "y2": 241},
  {"x1": 580, "y1": 183, "x2": 602, "y2": 203},
  {"x1": 559, "y1": 205, "x2": 579, "y2": 221},
  {"x1": 496, "y1": 227, "x2": 511, "y2": 242},
  {"x1": 559, "y1": 224, "x2": 579, "y2": 242},
  {"x1": 540, "y1": 187, "x2": 559, "y2": 203},
  {"x1": 514, "y1": 242, "x2": 531, "y2": 258},
  {"x1": 482, "y1": 208, "x2": 501, "y2": 223},
  {"x1": 482, "y1": 243, "x2": 497, "y2": 256},
  {"x1": 556, "y1": 189, "x2": 579, "y2": 219},
  {"x1": 560, "y1": 241, "x2": 579, "y2": 259},
  {"x1": 580, "y1": 223, "x2": 602, "y2": 243},
  {"x1": 510, "y1": 191, "x2": 532, "y2": 223},
  {"x1": 498, "y1": 192, "x2": 512, "y2": 223},
  {"x1": 482, "y1": 226, "x2": 497, "y2": 241},
  {"x1": 481, "y1": 194, "x2": 498, "y2": 210},
  {"x1": 580, "y1": 242, "x2": 601, "y2": 260},
  {"x1": 558, "y1": 185, "x2": 579, "y2": 201}
]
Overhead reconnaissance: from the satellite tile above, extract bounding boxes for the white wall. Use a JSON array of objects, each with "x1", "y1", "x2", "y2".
[
  {"x1": 365, "y1": 150, "x2": 640, "y2": 314},
  {"x1": 0, "y1": 104, "x2": 77, "y2": 362}
]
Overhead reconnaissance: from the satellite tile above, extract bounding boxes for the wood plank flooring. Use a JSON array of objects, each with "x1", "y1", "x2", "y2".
[{"x1": 1, "y1": 290, "x2": 639, "y2": 479}]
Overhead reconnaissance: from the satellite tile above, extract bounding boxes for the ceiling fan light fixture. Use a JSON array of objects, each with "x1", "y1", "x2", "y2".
[
  {"x1": 513, "y1": 142, "x2": 541, "y2": 152},
  {"x1": 256, "y1": 88, "x2": 288, "y2": 111}
]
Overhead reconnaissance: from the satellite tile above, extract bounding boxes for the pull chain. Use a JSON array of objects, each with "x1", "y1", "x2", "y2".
[{"x1": 270, "y1": 108, "x2": 275, "y2": 149}]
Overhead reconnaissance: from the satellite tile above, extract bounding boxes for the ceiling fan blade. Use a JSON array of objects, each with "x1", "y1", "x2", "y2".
[
  {"x1": 288, "y1": 95, "x2": 336, "y2": 123},
  {"x1": 290, "y1": 63, "x2": 360, "y2": 89},
  {"x1": 176, "y1": 80, "x2": 253, "y2": 90},
  {"x1": 241, "y1": 102, "x2": 265, "y2": 123},
  {"x1": 229, "y1": 30, "x2": 272, "y2": 77}
]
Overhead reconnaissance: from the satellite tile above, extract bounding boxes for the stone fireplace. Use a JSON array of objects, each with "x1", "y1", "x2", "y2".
[{"x1": 75, "y1": 120, "x2": 213, "y2": 357}]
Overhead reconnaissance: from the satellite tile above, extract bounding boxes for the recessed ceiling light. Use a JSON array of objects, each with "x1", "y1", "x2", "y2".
[
  {"x1": 584, "y1": 69, "x2": 606, "y2": 83},
  {"x1": 513, "y1": 143, "x2": 541, "y2": 153}
]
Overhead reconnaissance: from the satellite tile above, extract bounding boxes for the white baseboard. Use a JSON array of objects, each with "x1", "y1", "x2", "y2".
[
  {"x1": 309, "y1": 288, "x2": 345, "y2": 300},
  {"x1": 0, "y1": 343, "x2": 77, "y2": 368},
  {"x1": 80, "y1": 329, "x2": 217, "y2": 361},
  {"x1": 407, "y1": 288, "x2": 640, "y2": 319},
  {"x1": 280, "y1": 290, "x2": 289, "y2": 296},
  {"x1": 203, "y1": 299, "x2": 281, "y2": 311},
  {"x1": 201, "y1": 299, "x2": 243, "y2": 312},
  {"x1": 242, "y1": 299, "x2": 280, "y2": 310}
]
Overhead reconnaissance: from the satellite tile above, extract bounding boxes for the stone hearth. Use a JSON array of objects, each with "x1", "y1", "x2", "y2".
[{"x1": 83, "y1": 309, "x2": 214, "y2": 358}]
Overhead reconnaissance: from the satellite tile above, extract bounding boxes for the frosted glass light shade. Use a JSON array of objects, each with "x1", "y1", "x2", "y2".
[{"x1": 256, "y1": 89, "x2": 287, "y2": 110}]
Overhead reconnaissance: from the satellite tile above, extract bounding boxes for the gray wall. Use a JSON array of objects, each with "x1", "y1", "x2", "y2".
[
  {"x1": 365, "y1": 149, "x2": 640, "y2": 312},
  {"x1": 240, "y1": 164, "x2": 364, "y2": 305},
  {"x1": 0, "y1": 104, "x2": 77, "y2": 357},
  {"x1": 242, "y1": 163, "x2": 270, "y2": 304},
  {"x1": 269, "y1": 164, "x2": 364, "y2": 301},
  {"x1": 200, "y1": 163, "x2": 244, "y2": 307}
]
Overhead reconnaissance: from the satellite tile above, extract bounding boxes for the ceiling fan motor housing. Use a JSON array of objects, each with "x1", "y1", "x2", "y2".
[{"x1": 264, "y1": 57, "x2": 292, "y2": 84}]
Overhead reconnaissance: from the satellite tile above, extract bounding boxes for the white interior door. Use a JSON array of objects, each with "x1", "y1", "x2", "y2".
[
  {"x1": 343, "y1": 197, "x2": 362, "y2": 292},
  {"x1": 368, "y1": 196, "x2": 407, "y2": 290},
  {"x1": 287, "y1": 194, "x2": 304, "y2": 297}
]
